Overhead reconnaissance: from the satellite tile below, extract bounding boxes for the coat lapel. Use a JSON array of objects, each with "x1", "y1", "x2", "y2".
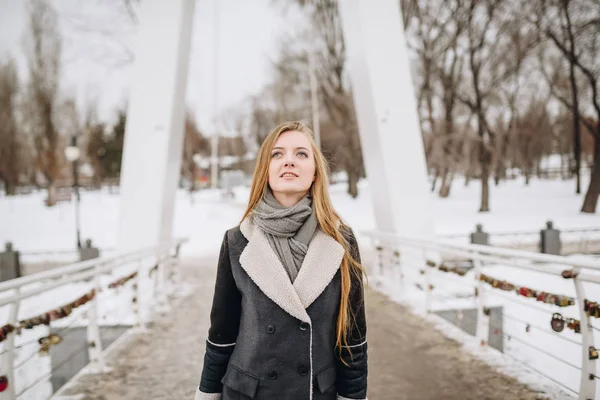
[
  {"x1": 240, "y1": 219, "x2": 310, "y2": 323},
  {"x1": 294, "y1": 229, "x2": 344, "y2": 309},
  {"x1": 239, "y1": 219, "x2": 345, "y2": 321}
]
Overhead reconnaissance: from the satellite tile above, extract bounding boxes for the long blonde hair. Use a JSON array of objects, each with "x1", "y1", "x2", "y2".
[{"x1": 241, "y1": 121, "x2": 366, "y2": 355}]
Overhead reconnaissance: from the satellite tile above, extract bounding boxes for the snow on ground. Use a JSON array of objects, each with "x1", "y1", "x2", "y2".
[
  {"x1": 1, "y1": 175, "x2": 600, "y2": 398},
  {"x1": 1, "y1": 175, "x2": 598, "y2": 255}
]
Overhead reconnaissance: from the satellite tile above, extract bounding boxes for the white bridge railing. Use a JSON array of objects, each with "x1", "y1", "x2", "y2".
[
  {"x1": 441, "y1": 227, "x2": 600, "y2": 255},
  {"x1": 0, "y1": 238, "x2": 186, "y2": 400},
  {"x1": 363, "y1": 230, "x2": 599, "y2": 400}
]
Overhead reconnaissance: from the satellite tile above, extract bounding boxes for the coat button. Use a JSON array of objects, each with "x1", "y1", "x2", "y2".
[
  {"x1": 266, "y1": 325, "x2": 276, "y2": 334},
  {"x1": 268, "y1": 371, "x2": 278, "y2": 380},
  {"x1": 299, "y1": 322, "x2": 309, "y2": 331},
  {"x1": 298, "y1": 365, "x2": 309, "y2": 376}
]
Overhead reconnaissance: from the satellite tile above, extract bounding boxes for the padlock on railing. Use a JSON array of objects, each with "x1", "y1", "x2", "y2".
[{"x1": 0, "y1": 375, "x2": 8, "y2": 392}]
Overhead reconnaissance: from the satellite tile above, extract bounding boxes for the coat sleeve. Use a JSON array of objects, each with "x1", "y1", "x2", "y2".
[
  {"x1": 195, "y1": 231, "x2": 242, "y2": 400},
  {"x1": 336, "y1": 227, "x2": 368, "y2": 400}
]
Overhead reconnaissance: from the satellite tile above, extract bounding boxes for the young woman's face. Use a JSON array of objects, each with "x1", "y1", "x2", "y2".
[{"x1": 268, "y1": 130, "x2": 316, "y2": 204}]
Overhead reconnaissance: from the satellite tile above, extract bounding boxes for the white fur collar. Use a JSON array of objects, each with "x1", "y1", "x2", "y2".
[{"x1": 239, "y1": 218, "x2": 345, "y2": 323}]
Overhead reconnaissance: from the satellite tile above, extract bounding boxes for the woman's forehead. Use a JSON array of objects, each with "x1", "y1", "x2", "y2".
[{"x1": 274, "y1": 130, "x2": 311, "y2": 147}]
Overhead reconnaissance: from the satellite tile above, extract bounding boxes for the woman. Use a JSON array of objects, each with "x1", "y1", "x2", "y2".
[{"x1": 194, "y1": 121, "x2": 368, "y2": 400}]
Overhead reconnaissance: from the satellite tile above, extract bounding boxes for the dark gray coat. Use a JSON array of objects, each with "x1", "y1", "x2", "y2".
[{"x1": 194, "y1": 218, "x2": 368, "y2": 400}]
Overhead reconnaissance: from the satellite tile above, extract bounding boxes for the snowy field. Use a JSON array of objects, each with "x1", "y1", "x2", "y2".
[
  {"x1": 2, "y1": 175, "x2": 600, "y2": 255},
  {"x1": 1, "y1": 175, "x2": 599, "y2": 399}
]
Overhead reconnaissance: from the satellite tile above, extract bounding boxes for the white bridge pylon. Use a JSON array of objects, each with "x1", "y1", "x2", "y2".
[{"x1": 118, "y1": 0, "x2": 433, "y2": 251}]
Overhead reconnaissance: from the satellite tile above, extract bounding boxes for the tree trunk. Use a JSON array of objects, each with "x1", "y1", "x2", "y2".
[
  {"x1": 439, "y1": 179, "x2": 452, "y2": 197},
  {"x1": 431, "y1": 168, "x2": 439, "y2": 192},
  {"x1": 581, "y1": 135, "x2": 600, "y2": 213},
  {"x1": 439, "y1": 167, "x2": 451, "y2": 198},
  {"x1": 347, "y1": 167, "x2": 359, "y2": 199},
  {"x1": 479, "y1": 142, "x2": 490, "y2": 212},
  {"x1": 4, "y1": 182, "x2": 16, "y2": 196},
  {"x1": 447, "y1": 171, "x2": 455, "y2": 196},
  {"x1": 46, "y1": 182, "x2": 57, "y2": 206},
  {"x1": 494, "y1": 134, "x2": 508, "y2": 185},
  {"x1": 494, "y1": 167, "x2": 501, "y2": 186},
  {"x1": 189, "y1": 162, "x2": 197, "y2": 194},
  {"x1": 567, "y1": 47, "x2": 582, "y2": 194},
  {"x1": 493, "y1": 134, "x2": 508, "y2": 186},
  {"x1": 572, "y1": 120, "x2": 582, "y2": 193}
]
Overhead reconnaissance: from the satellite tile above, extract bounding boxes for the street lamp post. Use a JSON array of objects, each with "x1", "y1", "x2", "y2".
[{"x1": 65, "y1": 136, "x2": 82, "y2": 249}]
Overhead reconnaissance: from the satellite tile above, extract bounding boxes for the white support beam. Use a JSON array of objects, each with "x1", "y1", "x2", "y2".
[
  {"x1": 338, "y1": 0, "x2": 434, "y2": 239},
  {"x1": 118, "y1": 0, "x2": 196, "y2": 251}
]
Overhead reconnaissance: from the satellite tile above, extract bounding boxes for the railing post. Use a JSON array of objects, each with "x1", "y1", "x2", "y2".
[
  {"x1": 383, "y1": 242, "x2": 392, "y2": 282},
  {"x1": 135, "y1": 257, "x2": 151, "y2": 330},
  {"x1": 134, "y1": 258, "x2": 145, "y2": 329},
  {"x1": 572, "y1": 268, "x2": 596, "y2": 400},
  {"x1": 86, "y1": 264, "x2": 105, "y2": 372},
  {"x1": 374, "y1": 242, "x2": 384, "y2": 283},
  {"x1": 155, "y1": 253, "x2": 169, "y2": 313},
  {"x1": 0, "y1": 290, "x2": 20, "y2": 400},
  {"x1": 473, "y1": 259, "x2": 490, "y2": 346},
  {"x1": 392, "y1": 247, "x2": 403, "y2": 293},
  {"x1": 423, "y1": 249, "x2": 432, "y2": 314}
]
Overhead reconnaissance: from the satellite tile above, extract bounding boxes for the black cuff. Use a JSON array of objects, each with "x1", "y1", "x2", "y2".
[{"x1": 199, "y1": 341, "x2": 236, "y2": 393}]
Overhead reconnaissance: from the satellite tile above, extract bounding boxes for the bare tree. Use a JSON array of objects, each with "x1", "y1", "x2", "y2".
[
  {"x1": 418, "y1": 0, "x2": 468, "y2": 197},
  {"x1": 0, "y1": 60, "x2": 22, "y2": 195},
  {"x1": 407, "y1": 0, "x2": 444, "y2": 146},
  {"x1": 310, "y1": 0, "x2": 364, "y2": 197},
  {"x1": 181, "y1": 112, "x2": 210, "y2": 192},
  {"x1": 459, "y1": 0, "x2": 534, "y2": 211},
  {"x1": 400, "y1": 0, "x2": 419, "y2": 27},
  {"x1": 535, "y1": 0, "x2": 600, "y2": 211},
  {"x1": 85, "y1": 121, "x2": 106, "y2": 187},
  {"x1": 248, "y1": 95, "x2": 279, "y2": 147},
  {"x1": 62, "y1": 0, "x2": 139, "y2": 68},
  {"x1": 513, "y1": 98, "x2": 553, "y2": 184},
  {"x1": 435, "y1": 6, "x2": 467, "y2": 198},
  {"x1": 24, "y1": 0, "x2": 63, "y2": 206},
  {"x1": 492, "y1": 17, "x2": 538, "y2": 186},
  {"x1": 461, "y1": 0, "x2": 502, "y2": 211},
  {"x1": 264, "y1": 0, "x2": 365, "y2": 196}
]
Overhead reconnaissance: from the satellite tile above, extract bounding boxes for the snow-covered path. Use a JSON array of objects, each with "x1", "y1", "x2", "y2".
[{"x1": 56, "y1": 253, "x2": 552, "y2": 400}]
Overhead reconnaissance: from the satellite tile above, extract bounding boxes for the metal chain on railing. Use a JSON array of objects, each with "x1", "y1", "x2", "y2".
[
  {"x1": 366, "y1": 230, "x2": 599, "y2": 399},
  {"x1": 9, "y1": 279, "x2": 148, "y2": 387},
  {"x1": 502, "y1": 313, "x2": 582, "y2": 346},
  {"x1": 420, "y1": 295, "x2": 585, "y2": 397},
  {"x1": 452, "y1": 310, "x2": 583, "y2": 370},
  {"x1": 0, "y1": 238, "x2": 186, "y2": 400}
]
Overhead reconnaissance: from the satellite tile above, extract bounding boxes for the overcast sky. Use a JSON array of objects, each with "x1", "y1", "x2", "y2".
[{"x1": 0, "y1": 0, "x2": 303, "y2": 132}]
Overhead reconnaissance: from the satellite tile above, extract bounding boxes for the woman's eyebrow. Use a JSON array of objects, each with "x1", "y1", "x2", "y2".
[{"x1": 272, "y1": 146, "x2": 310, "y2": 151}]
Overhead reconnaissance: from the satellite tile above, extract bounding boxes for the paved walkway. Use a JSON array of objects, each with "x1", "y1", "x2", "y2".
[{"x1": 58, "y1": 254, "x2": 548, "y2": 400}]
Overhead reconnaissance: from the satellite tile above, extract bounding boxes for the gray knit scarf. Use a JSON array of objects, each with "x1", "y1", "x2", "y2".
[{"x1": 252, "y1": 190, "x2": 318, "y2": 282}]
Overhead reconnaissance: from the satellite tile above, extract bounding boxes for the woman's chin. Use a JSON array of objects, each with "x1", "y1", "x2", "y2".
[{"x1": 272, "y1": 185, "x2": 310, "y2": 195}]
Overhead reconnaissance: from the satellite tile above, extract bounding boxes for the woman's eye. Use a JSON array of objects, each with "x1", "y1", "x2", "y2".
[
  {"x1": 271, "y1": 152, "x2": 282, "y2": 158},
  {"x1": 297, "y1": 152, "x2": 308, "y2": 158}
]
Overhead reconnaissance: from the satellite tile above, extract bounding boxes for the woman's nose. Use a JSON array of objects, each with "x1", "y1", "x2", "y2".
[{"x1": 284, "y1": 160, "x2": 295, "y2": 167}]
